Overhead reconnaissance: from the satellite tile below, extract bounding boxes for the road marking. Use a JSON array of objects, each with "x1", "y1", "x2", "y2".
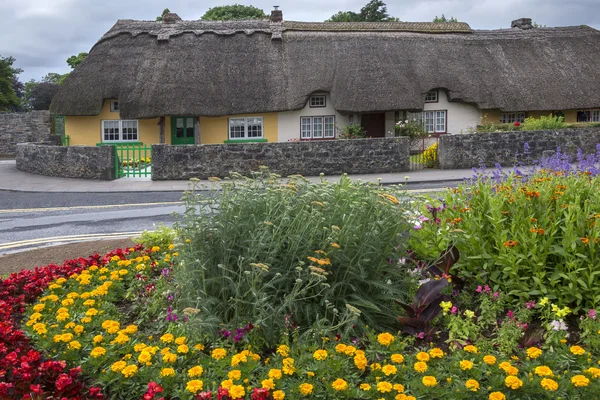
[
  {"x1": 0, "y1": 232, "x2": 144, "y2": 251},
  {"x1": 0, "y1": 201, "x2": 183, "y2": 213}
]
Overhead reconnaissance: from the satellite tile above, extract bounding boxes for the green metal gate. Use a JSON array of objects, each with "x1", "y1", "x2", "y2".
[
  {"x1": 114, "y1": 143, "x2": 152, "y2": 178},
  {"x1": 51, "y1": 114, "x2": 69, "y2": 146}
]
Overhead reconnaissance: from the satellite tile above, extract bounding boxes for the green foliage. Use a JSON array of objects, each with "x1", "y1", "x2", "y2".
[
  {"x1": 422, "y1": 142, "x2": 438, "y2": 168},
  {"x1": 433, "y1": 14, "x2": 458, "y2": 23},
  {"x1": 579, "y1": 313, "x2": 600, "y2": 353},
  {"x1": 136, "y1": 225, "x2": 176, "y2": 249},
  {"x1": 338, "y1": 123, "x2": 367, "y2": 139},
  {"x1": 174, "y1": 171, "x2": 413, "y2": 342},
  {"x1": 393, "y1": 120, "x2": 426, "y2": 139},
  {"x1": 521, "y1": 114, "x2": 566, "y2": 131},
  {"x1": 66, "y1": 52, "x2": 88, "y2": 69},
  {"x1": 411, "y1": 171, "x2": 600, "y2": 311},
  {"x1": 156, "y1": 8, "x2": 170, "y2": 21},
  {"x1": 201, "y1": 4, "x2": 266, "y2": 21},
  {"x1": 0, "y1": 55, "x2": 22, "y2": 111},
  {"x1": 327, "y1": 0, "x2": 399, "y2": 22}
]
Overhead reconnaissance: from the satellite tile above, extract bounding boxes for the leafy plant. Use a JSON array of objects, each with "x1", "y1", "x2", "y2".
[
  {"x1": 338, "y1": 123, "x2": 366, "y2": 139},
  {"x1": 521, "y1": 114, "x2": 566, "y2": 131},
  {"x1": 136, "y1": 225, "x2": 176, "y2": 249},
  {"x1": 422, "y1": 142, "x2": 439, "y2": 168},
  {"x1": 394, "y1": 120, "x2": 426, "y2": 139},
  {"x1": 397, "y1": 279, "x2": 449, "y2": 336}
]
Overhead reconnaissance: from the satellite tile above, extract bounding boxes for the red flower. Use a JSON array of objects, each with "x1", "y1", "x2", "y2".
[
  {"x1": 55, "y1": 374, "x2": 73, "y2": 391},
  {"x1": 196, "y1": 392, "x2": 213, "y2": 400},
  {"x1": 217, "y1": 387, "x2": 230, "y2": 400},
  {"x1": 29, "y1": 384, "x2": 43, "y2": 394},
  {"x1": 251, "y1": 388, "x2": 269, "y2": 400},
  {"x1": 514, "y1": 121, "x2": 521, "y2": 127}
]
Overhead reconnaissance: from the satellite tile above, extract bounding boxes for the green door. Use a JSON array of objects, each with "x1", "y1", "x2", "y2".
[{"x1": 171, "y1": 116, "x2": 196, "y2": 145}]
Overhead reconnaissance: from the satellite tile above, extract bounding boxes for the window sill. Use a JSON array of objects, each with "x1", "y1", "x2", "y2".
[
  {"x1": 96, "y1": 142, "x2": 143, "y2": 146},
  {"x1": 223, "y1": 139, "x2": 268, "y2": 143}
]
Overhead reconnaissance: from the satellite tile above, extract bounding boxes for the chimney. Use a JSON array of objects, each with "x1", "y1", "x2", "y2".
[
  {"x1": 163, "y1": 12, "x2": 182, "y2": 24},
  {"x1": 511, "y1": 18, "x2": 533, "y2": 30},
  {"x1": 270, "y1": 6, "x2": 283, "y2": 23}
]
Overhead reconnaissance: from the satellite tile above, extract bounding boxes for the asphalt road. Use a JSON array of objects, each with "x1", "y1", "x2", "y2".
[{"x1": 0, "y1": 180, "x2": 456, "y2": 255}]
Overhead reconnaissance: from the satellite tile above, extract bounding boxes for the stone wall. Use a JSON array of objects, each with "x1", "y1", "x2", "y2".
[
  {"x1": 152, "y1": 137, "x2": 409, "y2": 180},
  {"x1": 0, "y1": 111, "x2": 51, "y2": 156},
  {"x1": 16, "y1": 143, "x2": 116, "y2": 180},
  {"x1": 438, "y1": 128, "x2": 600, "y2": 169}
]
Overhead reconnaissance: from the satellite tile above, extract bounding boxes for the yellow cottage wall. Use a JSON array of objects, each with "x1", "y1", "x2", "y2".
[
  {"x1": 199, "y1": 113, "x2": 278, "y2": 144},
  {"x1": 481, "y1": 109, "x2": 579, "y2": 124},
  {"x1": 65, "y1": 100, "x2": 171, "y2": 146}
]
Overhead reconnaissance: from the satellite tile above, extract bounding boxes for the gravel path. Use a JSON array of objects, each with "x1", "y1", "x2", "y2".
[{"x1": 0, "y1": 239, "x2": 136, "y2": 275}]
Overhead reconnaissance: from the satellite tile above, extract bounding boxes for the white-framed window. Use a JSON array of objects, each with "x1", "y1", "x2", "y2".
[
  {"x1": 110, "y1": 100, "x2": 119, "y2": 112},
  {"x1": 500, "y1": 112, "x2": 526, "y2": 123},
  {"x1": 309, "y1": 95, "x2": 326, "y2": 108},
  {"x1": 425, "y1": 91, "x2": 438, "y2": 103},
  {"x1": 101, "y1": 120, "x2": 138, "y2": 142},
  {"x1": 593, "y1": 110, "x2": 600, "y2": 122},
  {"x1": 300, "y1": 116, "x2": 335, "y2": 139},
  {"x1": 423, "y1": 111, "x2": 446, "y2": 133},
  {"x1": 228, "y1": 117, "x2": 264, "y2": 140},
  {"x1": 577, "y1": 110, "x2": 600, "y2": 122}
]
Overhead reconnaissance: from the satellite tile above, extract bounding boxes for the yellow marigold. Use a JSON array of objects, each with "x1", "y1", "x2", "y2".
[
  {"x1": 138, "y1": 351, "x2": 152, "y2": 365},
  {"x1": 33, "y1": 323, "x2": 47, "y2": 335},
  {"x1": 570, "y1": 345, "x2": 586, "y2": 355},
  {"x1": 90, "y1": 347, "x2": 106, "y2": 358},
  {"x1": 32, "y1": 304, "x2": 45, "y2": 312},
  {"x1": 464, "y1": 345, "x2": 478, "y2": 354},
  {"x1": 194, "y1": 344, "x2": 205, "y2": 351},
  {"x1": 505, "y1": 376, "x2": 523, "y2": 390},
  {"x1": 505, "y1": 366, "x2": 519, "y2": 376},
  {"x1": 489, "y1": 392, "x2": 506, "y2": 400},
  {"x1": 354, "y1": 354, "x2": 368, "y2": 370},
  {"x1": 360, "y1": 383, "x2": 371, "y2": 391},
  {"x1": 277, "y1": 345, "x2": 290, "y2": 357},
  {"x1": 313, "y1": 349, "x2": 328, "y2": 360},
  {"x1": 429, "y1": 348, "x2": 444, "y2": 358},
  {"x1": 262, "y1": 379, "x2": 275, "y2": 389},
  {"x1": 299, "y1": 383, "x2": 313, "y2": 395},
  {"x1": 534, "y1": 366, "x2": 553, "y2": 377},
  {"x1": 377, "y1": 381, "x2": 393, "y2": 393},
  {"x1": 211, "y1": 348, "x2": 227, "y2": 360},
  {"x1": 306, "y1": 371, "x2": 315, "y2": 377},
  {"x1": 111, "y1": 361, "x2": 126, "y2": 373},
  {"x1": 177, "y1": 344, "x2": 189, "y2": 354},
  {"x1": 540, "y1": 378, "x2": 558, "y2": 391},
  {"x1": 80, "y1": 317, "x2": 92, "y2": 324},
  {"x1": 393, "y1": 383, "x2": 404, "y2": 392},
  {"x1": 93, "y1": 335, "x2": 104, "y2": 344},
  {"x1": 483, "y1": 355, "x2": 497, "y2": 365},
  {"x1": 83, "y1": 299, "x2": 95, "y2": 307},
  {"x1": 377, "y1": 332, "x2": 395, "y2": 346},
  {"x1": 121, "y1": 364, "x2": 138, "y2": 378},
  {"x1": 498, "y1": 361, "x2": 512, "y2": 372},
  {"x1": 391, "y1": 353, "x2": 404, "y2": 364},
  {"x1": 343, "y1": 345, "x2": 357, "y2": 355},
  {"x1": 160, "y1": 333, "x2": 174, "y2": 343},
  {"x1": 228, "y1": 370, "x2": 242, "y2": 381},
  {"x1": 282, "y1": 357, "x2": 295, "y2": 375},
  {"x1": 111, "y1": 333, "x2": 130, "y2": 345},
  {"x1": 414, "y1": 362, "x2": 428, "y2": 373},
  {"x1": 101, "y1": 320, "x2": 119, "y2": 334},
  {"x1": 526, "y1": 347, "x2": 542, "y2": 359},
  {"x1": 67, "y1": 340, "x2": 81, "y2": 350},
  {"x1": 229, "y1": 385, "x2": 245, "y2": 399},
  {"x1": 85, "y1": 308, "x2": 98, "y2": 317},
  {"x1": 422, "y1": 376, "x2": 437, "y2": 387},
  {"x1": 272, "y1": 390, "x2": 285, "y2": 400},
  {"x1": 416, "y1": 352, "x2": 430, "y2": 362},
  {"x1": 125, "y1": 325, "x2": 138, "y2": 334},
  {"x1": 188, "y1": 366, "x2": 204, "y2": 378},
  {"x1": 186, "y1": 379, "x2": 204, "y2": 394},
  {"x1": 332, "y1": 378, "x2": 348, "y2": 391},
  {"x1": 460, "y1": 360, "x2": 474, "y2": 371},
  {"x1": 160, "y1": 368, "x2": 176, "y2": 377},
  {"x1": 465, "y1": 379, "x2": 480, "y2": 392},
  {"x1": 269, "y1": 369, "x2": 283, "y2": 380},
  {"x1": 381, "y1": 364, "x2": 397, "y2": 376},
  {"x1": 162, "y1": 352, "x2": 177, "y2": 364},
  {"x1": 586, "y1": 367, "x2": 600, "y2": 378},
  {"x1": 335, "y1": 343, "x2": 347, "y2": 353},
  {"x1": 572, "y1": 374, "x2": 590, "y2": 387},
  {"x1": 73, "y1": 325, "x2": 84, "y2": 334}
]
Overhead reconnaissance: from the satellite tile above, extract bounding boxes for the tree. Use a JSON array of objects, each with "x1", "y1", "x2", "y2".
[
  {"x1": 201, "y1": 4, "x2": 266, "y2": 21},
  {"x1": 42, "y1": 72, "x2": 68, "y2": 85},
  {"x1": 327, "y1": 0, "x2": 399, "y2": 22},
  {"x1": 433, "y1": 14, "x2": 458, "y2": 23},
  {"x1": 0, "y1": 55, "x2": 22, "y2": 111},
  {"x1": 28, "y1": 82, "x2": 60, "y2": 110},
  {"x1": 66, "y1": 52, "x2": 88, "y2": 69},
  {"x1": 156, "y1": 8, "x2": 170, "y2": 22}
]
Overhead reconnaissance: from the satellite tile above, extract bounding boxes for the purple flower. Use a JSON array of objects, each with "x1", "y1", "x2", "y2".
[
  {"x1": 476, "y1": 285, "x2": 483, "y2": 293},
  {"x1": 506, "y1": 310, "x2": 514, "y2": 318},
  {"x1": 218, "y1": 329, "x2": 232, "y2": 338},
  {"x1": 450, "y1": 306, "x2": 458, "y2": 315},
  {"x1": 526, "y1": 301, "x2": 536, "y2": 309},
  {"x1": 416, "y1": 332, "x2": 425, "y2": 339},
  {"x1": 589, "y1": 309, "x2": 597, "y2": 320}
]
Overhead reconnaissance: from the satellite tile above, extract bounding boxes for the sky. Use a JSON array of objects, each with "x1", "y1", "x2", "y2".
[{"x1": 2, "y1": 0, "x2": 600, "y2": 82}]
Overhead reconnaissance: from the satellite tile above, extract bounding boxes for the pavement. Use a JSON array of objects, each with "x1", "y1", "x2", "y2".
[{"x1": 0, "y1": 159, "x2": 511, "y2": 193}]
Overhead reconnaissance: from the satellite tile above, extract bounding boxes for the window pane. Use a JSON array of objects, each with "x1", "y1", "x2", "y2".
[
  {"x1": 176, "y1": 118, "x2": 185, "y2": 138},
  {"x1": 229, "y1": 118, "x2": 246, "y2": 139},
  {"x1": 313, "y1": 117, "x2": 323, "y2": 138},
  {"x1": 435, "y1": 111, "x2": 446, "y2": 132},
  {"x1": 247, "y1": 117, "x2": 263, "y2": 138},
  {"x1": 310, "y1": 96, "x2": 325, "y2": 107},
  {"x1": 324, "y1": 116, "x2": 335, "y2": 138},
  {"x1": 186, "y1": 118, "x2": 195, "y2": 138},
  {"x1": 424, "y1": 112, "x2": 434, "y2": 133},
  {"x1": 425, "y1": 91, "x2": 438, "y2": 102},
  {"x1": 593, "y1": 110, "x2": 600, "y2": 122},
  {"x1": 301, "y1": 117, "x2": 312, "y2": 139}
]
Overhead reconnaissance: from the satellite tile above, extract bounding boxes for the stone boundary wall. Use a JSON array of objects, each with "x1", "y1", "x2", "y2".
[
  {"x1": 0, "y1": 111, "x2": 51, "y2": 156},
  {"x1": 438, "y1": 128, "x2": 600, "y2": 169},
  {"x1": 152, "y1": 137, "x2": 410, "y2": 180},
  {"x1": 16, "y1": 143, "x2": 116, "y2": 180}
]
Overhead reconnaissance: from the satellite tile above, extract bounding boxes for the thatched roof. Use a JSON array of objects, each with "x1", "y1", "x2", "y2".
[{"x1": 51, "y1": 17, "x2": 600, "y2": 119}]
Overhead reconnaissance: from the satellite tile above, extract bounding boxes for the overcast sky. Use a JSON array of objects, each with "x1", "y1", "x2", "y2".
[{"x1": 2, "y1": 0, "x2": 600, "y2": 82}]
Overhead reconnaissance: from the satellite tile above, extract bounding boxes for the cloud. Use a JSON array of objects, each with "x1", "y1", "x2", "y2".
[{"x1": 1, "y1": 0, "x2": 599, "y2": 82}]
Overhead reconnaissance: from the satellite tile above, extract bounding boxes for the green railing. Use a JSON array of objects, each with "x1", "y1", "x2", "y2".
[
  {"x1": 61, "y1": 135, "x2": 70, "y2": 146},
  {"x1": 96, "y1": 143, "x2": 152, "y2": 178},
  {"x1": 51, "y1": 114, "x2": 68, "y2": 146}
]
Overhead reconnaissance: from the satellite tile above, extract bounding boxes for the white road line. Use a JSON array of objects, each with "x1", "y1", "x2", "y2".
[
  {"x1": 0, "y1": 232, "x2": 144, "y2": 251},
  {"x1": 0, "y1": 201, "x2": 183, "y2": 213}
]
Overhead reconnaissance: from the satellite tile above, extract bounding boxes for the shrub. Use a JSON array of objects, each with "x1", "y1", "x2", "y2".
[
  {"x1": 338, "y1": 123, "x2": 366, "y2": 139},
  {"x1": 394, "y1": 119, "x2": 427, "y2": 139},
  {"x1": 422, "y1": 142, "x2": 438, "y2": 168},
  {"x1": 521, "y1": 114, "x2": 566, "y2": 131},
  {"x1": 136, "y1": 225, "x2": 176, "y2": 249},
  {"x1": 174, "y1": 171, "x2": 414, "y2": 342}
]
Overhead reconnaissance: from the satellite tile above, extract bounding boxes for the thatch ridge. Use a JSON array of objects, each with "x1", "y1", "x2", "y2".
[{"x1": 51, "y1": 19, "x2": 600, "y2": 118}]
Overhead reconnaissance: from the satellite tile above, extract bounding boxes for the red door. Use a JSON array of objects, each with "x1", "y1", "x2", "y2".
[{"x1": 361, "y1": 113, "x2": 386, "y2": 138}]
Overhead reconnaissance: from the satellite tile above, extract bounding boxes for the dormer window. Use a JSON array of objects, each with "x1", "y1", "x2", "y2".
[
  {"x1": 425, "y1": 91, "x2": 438, "y2": 103},
  {"x1": 110, "y1": 100, "x2": 119, "y2": 112},
  {"x1": 309, "y1": 95, "x2": 326, "y2": 108}
]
